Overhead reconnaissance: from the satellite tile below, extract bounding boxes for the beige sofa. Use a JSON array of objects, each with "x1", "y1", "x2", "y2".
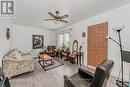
[{"x1": 2, "y1": 50, "x2": 34, "y2": 78}]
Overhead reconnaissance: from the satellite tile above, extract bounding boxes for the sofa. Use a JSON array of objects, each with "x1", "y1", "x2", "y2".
[{"x1": 2, "y1": 50, "x2": 34, "y2": 78}]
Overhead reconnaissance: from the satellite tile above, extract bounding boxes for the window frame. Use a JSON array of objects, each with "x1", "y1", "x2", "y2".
[{"x1": 58, "y1": 32, "x2": 70, "y2": 48}]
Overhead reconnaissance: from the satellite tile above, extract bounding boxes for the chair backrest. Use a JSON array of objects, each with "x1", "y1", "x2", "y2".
[
  {"x1": 47, "y1": 46, "x2": 56, "y2": 51},
  {"x1": 90, "y1": 59, "x2": 114, "y2": 87}
]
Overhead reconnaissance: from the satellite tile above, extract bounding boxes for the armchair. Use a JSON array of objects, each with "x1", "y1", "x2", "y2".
[
  {"x1": 61, "y1": 48, "x2": 71, "y2": 61},
  {"x1": 2, "y1": 50, "x2": 34, "y2": 78},
  {"x1": 46, "y1": 45, "x2": 56, "y2": 57},
  {"x1": 64, "y1": 59, "x2": 114, "y2": 87}
]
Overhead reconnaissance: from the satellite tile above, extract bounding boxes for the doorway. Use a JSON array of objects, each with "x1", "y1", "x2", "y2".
[{"x1": 87, "y1": 22, "x2": 108, "y2": 67}]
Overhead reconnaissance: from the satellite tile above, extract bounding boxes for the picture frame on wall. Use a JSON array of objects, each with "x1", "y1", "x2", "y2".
[
  {"x1": 32, "y1": 35, "x2": 44, "y2": 49},
  {"x1": 82, "y1": 32, "x2": 86, "y2": 37}
]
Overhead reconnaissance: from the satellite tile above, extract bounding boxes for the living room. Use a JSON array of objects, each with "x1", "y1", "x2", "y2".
[{"x1": 0, "y1": 0, "x2": 130, "y2": 87}]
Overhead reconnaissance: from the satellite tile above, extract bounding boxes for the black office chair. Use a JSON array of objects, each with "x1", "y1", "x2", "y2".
[{"x1": 64, "y1": 59, "x2": 114, "y2": 87}]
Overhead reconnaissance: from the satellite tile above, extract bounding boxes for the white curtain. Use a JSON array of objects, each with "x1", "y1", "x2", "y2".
[{"x1": 58, "y1": 32, "x2": 70, "y2": 48}]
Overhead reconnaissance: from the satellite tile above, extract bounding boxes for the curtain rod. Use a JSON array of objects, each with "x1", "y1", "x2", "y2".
[{"x1": 59, "y1": 28, "x2": 72, "y2": 33}]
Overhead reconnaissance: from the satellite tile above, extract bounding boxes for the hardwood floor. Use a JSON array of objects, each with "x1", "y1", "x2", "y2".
[{"x1": 10, "y1": 59, "x2": 118, "y2": 87}]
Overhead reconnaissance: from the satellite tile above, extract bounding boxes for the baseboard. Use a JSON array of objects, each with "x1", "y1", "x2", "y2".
[{"x1": 111, "y1": 72, "x2": 129, "y2": 81}]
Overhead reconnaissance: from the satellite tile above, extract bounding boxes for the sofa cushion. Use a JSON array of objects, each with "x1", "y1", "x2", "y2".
[
  {"x1": 70, "y1": 73, "x2": 91, "y2": 87},
  {"x1": 22, "y1": 54, "x2": 33, "y2": 60},
  {"x1": 8, "y1": 50, "x2": 21, "y2": 59}
]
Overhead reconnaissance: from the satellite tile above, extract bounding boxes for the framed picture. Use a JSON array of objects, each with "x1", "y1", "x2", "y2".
[
  {"x1": 82, "y1": 32, "x2": 86, "y2": 37},
  {"x1": 32, "y1": 35, "x2": 44, "y2": 49}
]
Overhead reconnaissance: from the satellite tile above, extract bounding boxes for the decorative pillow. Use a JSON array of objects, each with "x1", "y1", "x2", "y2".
[{"x1": 8, "y1": 50, "x2": 21, "y2": 59}]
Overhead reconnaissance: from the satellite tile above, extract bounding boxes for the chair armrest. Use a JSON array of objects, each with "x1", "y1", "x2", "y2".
[
  {"x1": 78, "y1": 67, "x2": 94, "y2": 80},
  {"x1": 64, "y1": 75, "x2": 78, "y2": 87}
]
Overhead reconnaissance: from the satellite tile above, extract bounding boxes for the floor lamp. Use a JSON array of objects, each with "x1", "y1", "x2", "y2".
[{"x1": 108, "y1": 26, "x2": 126, "y2": 87}]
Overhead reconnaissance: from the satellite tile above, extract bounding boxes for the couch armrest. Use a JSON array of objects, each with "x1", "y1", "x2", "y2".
[
  {"x1": 78, "y1": 67, "x2": 94, "y2": 80},
  {"x1": 64, "y1": 75, "x2": 78, "y2": 87},
  {"x1": 3, "y1": 57, "x2": 17, "y2": 65}
]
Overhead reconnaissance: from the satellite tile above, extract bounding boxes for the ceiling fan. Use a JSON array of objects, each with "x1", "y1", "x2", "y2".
[{"x1": 44, "y1": 11, "x2": 69, "y2": 23}]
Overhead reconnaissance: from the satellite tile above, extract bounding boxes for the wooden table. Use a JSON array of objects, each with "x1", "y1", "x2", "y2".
[
  {"x1": 39, "y1": 54, "x2": 53, "y2": 67},
  {"x1": 69, "y1": 52, "x2": 84, "y2": 65}
]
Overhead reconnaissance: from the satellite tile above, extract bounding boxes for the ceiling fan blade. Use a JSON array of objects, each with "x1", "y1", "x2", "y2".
[
  {"x1": 44, "y1": 19, "x2": 55, "y2": 21},
  {"x1": 60, "y1": 15, "x2": 69, "y2": 19},
  {"x1": 59, "y1": 20, "x2": 68, "y2": 23},
  {"x1": 48, "y1": 12, "x2": 56, "y2": 19}
]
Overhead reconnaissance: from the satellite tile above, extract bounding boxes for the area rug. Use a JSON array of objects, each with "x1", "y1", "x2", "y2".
[{"x1": 38, "y1": 58, "x2": 64, "y2": 71}]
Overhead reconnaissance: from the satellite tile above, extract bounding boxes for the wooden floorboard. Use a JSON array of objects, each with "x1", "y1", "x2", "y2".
[{"x1": 10, "y1": 59, "x2": 118, "y2": 87}]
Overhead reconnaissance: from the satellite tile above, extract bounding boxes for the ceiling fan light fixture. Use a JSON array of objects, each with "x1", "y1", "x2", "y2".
[
  {"x1": 56, "y1": 11, "x2": 59, "y2": 15},
  {"x1": 44, "y1": 11, "x2": 69, "y2": 24}
]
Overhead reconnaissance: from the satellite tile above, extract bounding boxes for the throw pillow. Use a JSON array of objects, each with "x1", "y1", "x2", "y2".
[{"x1": 8, "y1": 50, "x2": 21, "y2": 59}]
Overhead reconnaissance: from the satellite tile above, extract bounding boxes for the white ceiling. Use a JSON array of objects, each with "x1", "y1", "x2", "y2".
[{"x1": 13, "y1": 0, "x2": 130, "y2": 30}]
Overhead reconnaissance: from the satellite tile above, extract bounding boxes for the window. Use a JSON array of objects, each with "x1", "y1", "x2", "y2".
[
  {"x1": 58, "y1": 34, "x2": 64, "y2": 47},
  {"x1": 64, "y1": 33, "x2": 70, "y2": 48},
  {"x1": 58, "y1": 32, "x2": 70, "y2": 48}
]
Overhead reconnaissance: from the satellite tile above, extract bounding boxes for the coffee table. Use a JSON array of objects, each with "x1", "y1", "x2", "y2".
[{"x1": 39, "y1": 54, "x2": 53, "y2": 67}]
